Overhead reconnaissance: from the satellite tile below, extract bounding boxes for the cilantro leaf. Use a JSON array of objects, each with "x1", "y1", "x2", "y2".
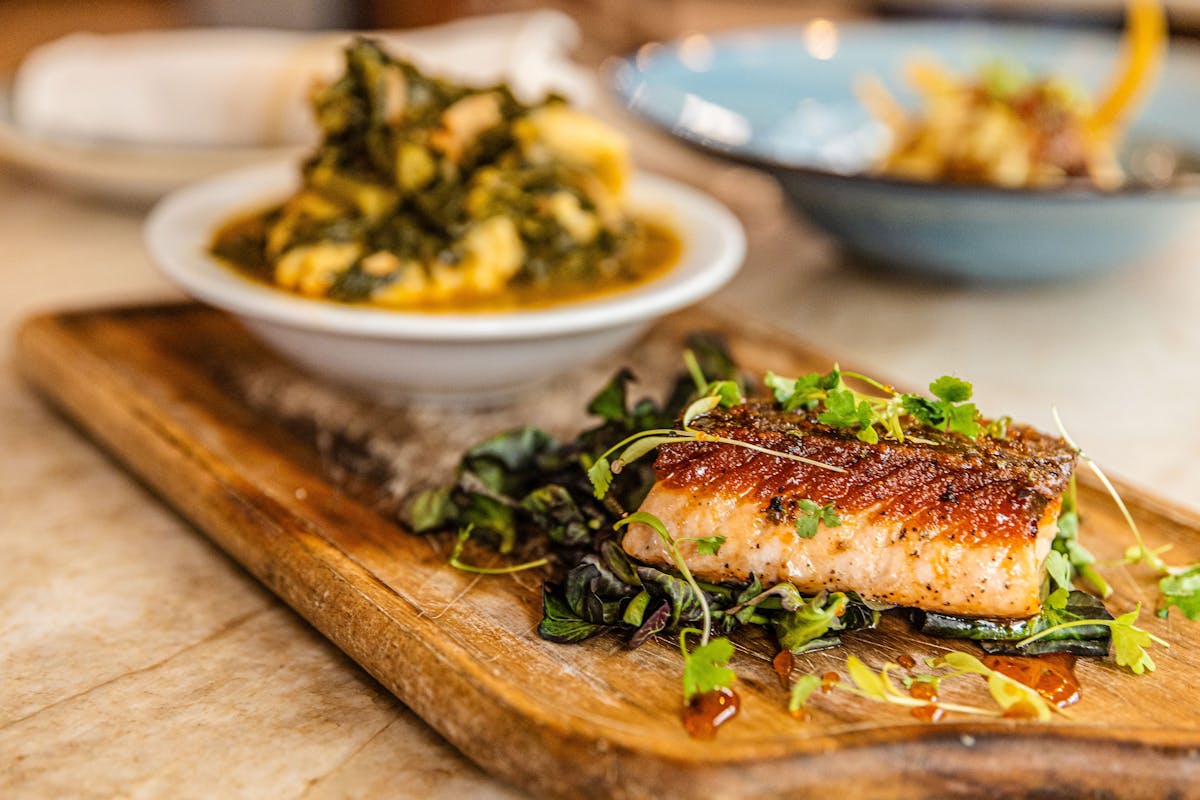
[
  {"x1": 1018, "y1": 603, "x2": 1165, "y2": 674},
  {"x1": 587, "y1": 456, "x2": 613, "y2": 499},
  {"x1": 794, "y1": 499, "x2": 841, "y2": 540},
  {"x1": 902, "y1": 379, "x2": 980, "y2": 437},
  {"x1": 944, "y1": 402, "x2": 981, "y2": 438},
  {"x1": 1159, "y1": 565, "x2": 1200, "y2": 620},
  {"x1": 929, "y1": 375, "x2": 973, "y2": 403},
  {"x1": 1111, "y1": 605, "x2": 1157, "y2": 674},
  {"x1": 817, "y1": 389, "x2": 860, "y2": 429},
  {"x1": 764, "y1": 372, "x2": 797, "y2": 405},
  {"x1": 1044, "y1": 549, "x2": 1074, "y2": 593},
  {"x1": 706, "y1": 380, "x2": 744, "y2": 408},
  {"x1": 681, "y1": 634, "x2": 736, "y2": 702},
  {"x1": 685, "y1": 535, "x2": 726, "y2": 556}
]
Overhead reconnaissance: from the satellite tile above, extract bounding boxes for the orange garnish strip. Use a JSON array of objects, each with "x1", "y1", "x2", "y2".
[{"x1": 1090, "y1": 0, "x2": 1167, "y2": 131}]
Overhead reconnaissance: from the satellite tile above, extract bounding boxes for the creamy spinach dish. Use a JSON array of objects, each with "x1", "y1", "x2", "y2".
[{"x1": 212, "y1": 39, "x2": 677, "y2": 310}]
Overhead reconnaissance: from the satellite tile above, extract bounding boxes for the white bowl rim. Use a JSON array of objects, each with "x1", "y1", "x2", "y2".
[{"x1": 144, "y1": 159, "x2": 745, "y2": 341}]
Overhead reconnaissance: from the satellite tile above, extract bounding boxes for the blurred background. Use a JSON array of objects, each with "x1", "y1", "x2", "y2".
[{"x1": 4, "y1": 0, "x2": 1198, "y2": 74}]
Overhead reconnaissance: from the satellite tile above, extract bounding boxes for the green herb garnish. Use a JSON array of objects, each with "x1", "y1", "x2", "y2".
[
  {"x1": 1016, "y1": 603, "x2": 1167, "y2": 674},
  {"x1": 795, "y1": 499, "x2": 841, "y2": 540},
  {"x1": 1160, "y1": 565, "x2": 1200, "y2": 620},
  {"x1": 680, "y1": 629, "x2": 736, "y2": 702},
  {"x1": 767, "y1": 367, "x2": 985, "y2": 443}
]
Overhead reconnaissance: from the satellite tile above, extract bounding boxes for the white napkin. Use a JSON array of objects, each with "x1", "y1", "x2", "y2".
[{"x1": 11, "y1": 11, "x2": 594, "y2": 148}]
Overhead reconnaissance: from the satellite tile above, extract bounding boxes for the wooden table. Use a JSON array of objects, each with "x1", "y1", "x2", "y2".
[{"x1": 3, "y1": 76, "x2": 1200, "y2": 798}]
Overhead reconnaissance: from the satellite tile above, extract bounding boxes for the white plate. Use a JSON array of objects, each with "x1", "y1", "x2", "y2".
[
  {"x1": 144, "y1": 160, "x2": 745, "y2": 405},
  {"x1": 0, "y1": 85, "x2": 303, "y2": 204}
]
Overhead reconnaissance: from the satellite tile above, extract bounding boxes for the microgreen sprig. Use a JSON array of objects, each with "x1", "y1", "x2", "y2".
[
  {"x1": 1016, "y1": 603, "x2": 1168, "y2": 674},
  {"x1": 766, "y1": 367, "x2": 985, "y2": 444},
  {"x1": 448, "y1": 525, "x2": 549, "y2": 575},
  {"x1": 1051, "y1": 409, "x2": 1200, "y2": 621},
  {"x1": 794, "y1": 499, "x2": 841, "y2": 540},
  {"x1": 615, "y1": 510, "x2": 739, "y2": 702},
  {"x1": 587, "y1": 405, "x2": 844, "y2": 502},
  {"x1": 1051, "y1": 408, "x2": 1168, "y2": 573},
  {"x1": 790, "y1": 651, "x2": 1062, "y2": 721},
  {"x1": 837, "y1": 654, "x2": 1002, "y2": 717},
  {"x1": 614, "y1": 511, "x2": 717, "y2": 644},
  {"x1": 679, "y1": 628, "x2": 736, "y2": 703}
]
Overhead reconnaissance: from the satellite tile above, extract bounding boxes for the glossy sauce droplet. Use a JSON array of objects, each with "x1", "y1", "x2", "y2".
[
  {"x1": 820, "y1": 671, "x2": 841, "y2": 694},
  {"x1": 682, "y1": 687, "x2": 741, "y2": 739},
  {"x1": 897, "y1": 654, "x2": 917, "y2": 670},
  {"x1": 909, "y1": 682, "x2": 938, "y2": 703},
  {"x1": 773, "y1": 650, "x2": 794, "y2": 689},
  {"x1": 983, "y1": 653, "x2": 1081, "y2": 708},
  {"x1": 911, "y1": 704, "x2": 945, "y2": 723}
]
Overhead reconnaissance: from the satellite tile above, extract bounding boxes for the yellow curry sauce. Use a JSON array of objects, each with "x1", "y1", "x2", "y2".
[
  {"x1": 209, "y1": 38, "x2": 679, "y2": 312},
  {"x1": 211, "y1": 210, "x2": 681, "y2": 312}
]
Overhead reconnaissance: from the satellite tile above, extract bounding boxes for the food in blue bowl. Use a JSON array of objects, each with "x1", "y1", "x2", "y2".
[{"x1": 610, "y1": 5, "x2": 1200, "y2": 281}]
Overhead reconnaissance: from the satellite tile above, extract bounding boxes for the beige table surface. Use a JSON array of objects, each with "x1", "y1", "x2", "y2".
[{"x1": 3, "y1": 100, "x2": 1199, "y2": 798}]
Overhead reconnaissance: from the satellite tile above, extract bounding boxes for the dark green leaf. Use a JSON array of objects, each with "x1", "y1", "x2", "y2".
[
  {"x1": 628, "y1": 600, "x2": 670, "y2": 649},
  {"x1": 405, "y1": 486, "x2": 453, "y2": 532},
  {"x1": 587, "y1": 368, "x2": 634, "y2": 424},
  {"x1": 520, "y1": 484, "x2": 590, "y2": 547},
  {"x1": 637, "y1": 565, "x2": 706, "y2": 628},
  {"x1": 539, "y1": 584, "x2": 605, "y2": 643}
]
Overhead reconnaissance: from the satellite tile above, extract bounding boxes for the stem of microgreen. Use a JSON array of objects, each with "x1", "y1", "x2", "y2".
[
  {"x1": 448, "y1": 527, "x2": 549, "y2": 575},
  {"x1": 840, "y1": 370, "x2": 895, "y2": 396},
  {"x1": 1051, "y1": 407, "x2": 1165, "y2": 572},
  {"x1": 682, "y1": 349, "x2": 707, "y2": 395},
  {"x1": 615, "y1": 511, "x2": 712, "y2": 644},
  {"x1": 699, "y1": 433, "x2": 847, "y2": 472},
  {"x1": 1015, "y1": 618, "x2": 1170, "y2": 650}
]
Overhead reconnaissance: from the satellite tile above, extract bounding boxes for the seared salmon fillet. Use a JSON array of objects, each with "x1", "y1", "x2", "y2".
[{"x1": 622, "y1": 403, "x2": 1077, "y2": 618}]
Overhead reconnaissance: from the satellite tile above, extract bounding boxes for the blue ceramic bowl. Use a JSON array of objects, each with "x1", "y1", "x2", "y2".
[{"x1": 609, "y1": 20, "x2": 1200, "y2": 281}]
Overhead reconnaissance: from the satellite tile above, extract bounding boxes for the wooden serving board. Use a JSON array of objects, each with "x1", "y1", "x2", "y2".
[{"x1": 15, "y1": 304, "x2": 1200, "y2": 799}]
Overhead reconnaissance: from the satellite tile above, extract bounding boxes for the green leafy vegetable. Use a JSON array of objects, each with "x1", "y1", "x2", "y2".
[
  {"x1": 616, "y1": 511, "x2": 714, "y2": 643},
  {"x1": 835, "y1": 655, "x2": 999, "y2": 717},
  {"x1": 1052, "y1": 477, "x2": 1110, "y2": 598},
  {"x1": 773, "y1": 591, "x2": 850, "y2": 654}
]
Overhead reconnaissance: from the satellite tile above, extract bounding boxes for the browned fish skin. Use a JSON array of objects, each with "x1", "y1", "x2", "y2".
[{"x1": 622, "y1": 402, "x2": 1077, "y2": 617}]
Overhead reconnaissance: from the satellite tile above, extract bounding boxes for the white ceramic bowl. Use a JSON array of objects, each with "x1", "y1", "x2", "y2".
[{"x1": 144, "y1": 160, "x2": 745, "y2": 406}]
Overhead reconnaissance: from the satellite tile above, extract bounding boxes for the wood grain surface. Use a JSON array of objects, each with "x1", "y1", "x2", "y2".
[{"x1": 14, "y1": 303, "x2": 1200, "y2": 799}]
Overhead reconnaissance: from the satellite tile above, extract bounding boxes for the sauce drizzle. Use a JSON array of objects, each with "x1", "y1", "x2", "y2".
[
  {"x1": 982, "y1": 653, "x2": 1081, "y2": 709},
  {"x1": 772, "y1": 650, "x2": 794, "y2": 689},
  {"x1": 682, "y1": 688, "x2": 741, "y2": 739}
]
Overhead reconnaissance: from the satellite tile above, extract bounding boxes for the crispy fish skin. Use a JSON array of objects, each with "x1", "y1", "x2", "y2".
[{"x1": 622, "y1": 403, "x2": 1077, "y2": 618}]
